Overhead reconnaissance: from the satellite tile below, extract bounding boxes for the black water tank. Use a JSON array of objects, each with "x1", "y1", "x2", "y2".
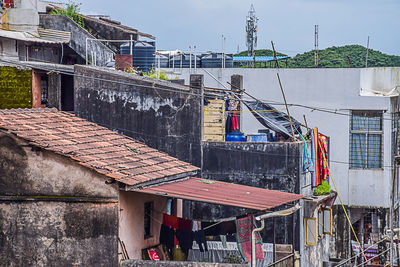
[
  {"x1": 120, "y1": 41, "x2": 156, "y2": 72},
  {"x1": 169, "y1": 53, "x2": 200, "y2": 68},
  {"x1": 201, "y1": 53, "x2": 233, "y2": 68}
]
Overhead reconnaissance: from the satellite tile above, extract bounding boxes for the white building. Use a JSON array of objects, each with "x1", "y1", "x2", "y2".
[{"x1": 167, "y1": 67, "x2": 400, "y2": 261}]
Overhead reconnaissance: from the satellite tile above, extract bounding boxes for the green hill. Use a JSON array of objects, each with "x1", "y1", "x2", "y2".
[
  {"x1": 235, "y1": 49, "x2": 286, "y2": 57},
  {"x1": 235, "y1": 45, "x2": 400, "y2": 68}
]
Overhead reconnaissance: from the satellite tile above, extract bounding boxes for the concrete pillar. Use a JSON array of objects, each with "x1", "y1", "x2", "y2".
[
  {"x1": 183, "y1": 74, "x2": 204, "y2": 220},
  {"x1": 231, "y1": 74, "x2": 243, "y2": 131},
  {"x1": 189, "y1": 74, "x2": 203, "y2": 93}
]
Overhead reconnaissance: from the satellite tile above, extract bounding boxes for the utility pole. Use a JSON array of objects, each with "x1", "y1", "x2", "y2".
[
  {"x1": 314, "y1": 25, "x2": 319, "y2": 68},
  {"x1": 365, "y1": 36, "x2": 370, "y2": 68}
]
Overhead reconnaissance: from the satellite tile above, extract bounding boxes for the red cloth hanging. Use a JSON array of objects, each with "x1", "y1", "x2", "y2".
[
  {"x1": 163, "y1": 214, "x2": 179, "y2": 245},
  {"x1": 231, "y1": 110, "x2": 239, "y2": 131},
  {"x1": 235, "y1": 215, "x2": 264, "y2": 263},
  {"x1": 318, "y1": 134, "x2": 329, "y2": 181}
]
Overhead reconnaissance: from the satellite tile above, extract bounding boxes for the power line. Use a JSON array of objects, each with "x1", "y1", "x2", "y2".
[{"x1": 0, "y1": 57, "x2": 395, "y2": 122}]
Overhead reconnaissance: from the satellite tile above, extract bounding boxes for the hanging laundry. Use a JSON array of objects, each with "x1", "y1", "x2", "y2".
[
  {"x1": 175, "y1": 230, "x2": 193, "y2": 255},
  {"x1": 176, "y1": 217, "x2": 193, "y2": 254},
  {"x1": 231, "y1": 110, "x2": 239, "y2": 131},
  {"x1": 235, "y1": 215, "x2": 264, "y2": 263},
  {"x1": 311, "y1": 128, "x2": 320, "y2": 187},
  {"x1": 193, "y1": 230, "x2": 208, "y2": 252},
  {"x1": 160, "y1": 224, "x2": 175, "y2": 256},
  {"x1": 300, "y1": 134, "x2": 313, "y2": 172},
  {"x1": 318, "y1": 134, "x2": 329, "y2": 182},
  {"x1": 162, "y1": 214, "x2": 179, "y2": 246}
]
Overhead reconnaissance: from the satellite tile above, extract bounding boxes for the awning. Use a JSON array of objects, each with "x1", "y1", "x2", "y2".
[
  {"x1": 0, "y1": 29, "x2": 70, "y2": 44},
  {"x1": 135, "y1": 177, "x2": 304, "y2": 211}
]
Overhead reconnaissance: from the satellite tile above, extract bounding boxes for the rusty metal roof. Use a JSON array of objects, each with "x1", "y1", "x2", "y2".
[
  {"x1": 136, "y1": 177, "x2": 305, "y2": 210},
  {"x1": 0, "y1": 108, "x2": 199, "y2": 186}
]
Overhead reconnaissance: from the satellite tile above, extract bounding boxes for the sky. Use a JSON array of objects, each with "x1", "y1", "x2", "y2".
[{"x1": 78, "y1": 0, "x2": 400, "y2": 57}]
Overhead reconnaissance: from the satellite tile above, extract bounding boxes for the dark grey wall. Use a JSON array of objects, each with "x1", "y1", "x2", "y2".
[
  {"x1": 191, "y1": 141, "x2": 301, "y2": 246},
  {"x1": 74, "y1": 65, "x2": 202, "y2": 167},
  {"x1": 0, "y1": 133, "x2": 119, "y2": 267}
]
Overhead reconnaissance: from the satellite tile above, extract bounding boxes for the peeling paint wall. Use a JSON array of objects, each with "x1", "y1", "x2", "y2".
[
  {"x1": 74, "y1": 65, "x2": 202, "y2": 167},
  {"x1": 0, "y1": 132, "x2": 119, "y2": 266}
]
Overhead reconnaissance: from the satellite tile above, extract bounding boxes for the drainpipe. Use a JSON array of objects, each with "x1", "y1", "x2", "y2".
[{"x1": 251, "y1": 218, "x2": 265, "y2": 267}]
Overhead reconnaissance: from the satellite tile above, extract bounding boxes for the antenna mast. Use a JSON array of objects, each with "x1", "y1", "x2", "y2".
[
  {"x1": 246, "y1": 4, "x2": 258, "y2": 67},
  {"x1": 314, "y1": 25, "x2": 319, "y2": 68}
]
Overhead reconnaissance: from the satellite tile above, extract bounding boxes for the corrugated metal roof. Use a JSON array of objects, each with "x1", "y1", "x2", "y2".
[
  {"x1": 233, "y1": 56, "x2": 289, "y2": 62},
  {"x1": 37, "y1": 28, "x2": 71, "y2": 43},
  {"x1": 0, "y1": 29, "x2": 69, "y2": 44},
  {"x1": 136, "y1": 177, "x2": 304, "y2": 210}
]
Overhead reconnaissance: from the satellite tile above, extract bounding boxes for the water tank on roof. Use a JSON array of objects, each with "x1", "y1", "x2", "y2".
[
  {"x1": 201, "y1": 53, "x2": 233, "y2": 68},
  {"x1": 120, "y1": 41, "x2": 156, "y2": 72},
  {"x1": 169, "y1": 53, "x2": 200, "y2": 68},
  {"x1": 155, "y1": 54, "x2": 169, "y2": 68}
]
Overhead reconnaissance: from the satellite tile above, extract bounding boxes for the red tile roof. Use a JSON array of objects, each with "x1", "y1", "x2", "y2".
[
  {"x1": 137, "y1": 177, "x2": 305, "y2": 210},
  {"x1": 0, "y1": 108, "x2": 199, "y2": 186}
]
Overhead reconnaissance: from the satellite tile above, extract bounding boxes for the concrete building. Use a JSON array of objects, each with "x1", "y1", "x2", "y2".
[
  {"x1": 166, "y1": 67, "x2": 398, "y2": 262},
  {"x1": 0, "y1": 61, "x2": 74, "y2": 110},
  {"x1": 0, "y1": 108, "x2": 199, "y2": 265}
]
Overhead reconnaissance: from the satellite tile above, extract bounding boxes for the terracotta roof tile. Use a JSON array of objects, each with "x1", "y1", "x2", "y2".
[{"x1": 0, "y1": 108, "x2": 199, "y2": 186}]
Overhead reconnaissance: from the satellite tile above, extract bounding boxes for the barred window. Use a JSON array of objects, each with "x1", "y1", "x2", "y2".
[{"x1": 350, "y1": 111, "x2": 383, "y2": 168}]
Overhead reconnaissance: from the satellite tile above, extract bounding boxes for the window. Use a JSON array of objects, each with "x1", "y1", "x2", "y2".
[
  {"x1": 350, "y1": 111, "x2": 383, "y2": 168},
  {"x1": 40, "y1": 76, "x2": 48, "y2": 105},
  {"x1": 322, "y1": 208, "x2": 332, "y2": 235},
  {"x1": 144, "y1": 202, "x2": 153, "y2": 239},
  {"x1": 318, "y1": 210, "x2": 323, "y2": 238},
  {"x1": 305, "y1": 218, "x2": 317, "y2": 246}
]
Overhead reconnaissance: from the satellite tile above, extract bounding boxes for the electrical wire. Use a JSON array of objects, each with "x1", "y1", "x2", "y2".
[{"x1": 0, "y1": 54, "x2": 395, "y2": 120}]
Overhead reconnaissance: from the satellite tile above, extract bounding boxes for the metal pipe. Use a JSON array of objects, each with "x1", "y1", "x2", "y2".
[
  {"x1": 130, "y1": 34, "x2": 133, "y2": 56},
  {"x1": 85, "y1": 38, "x2": 88, "y2": 65},
  {"x1": 251, "y1": 219, "x2": 265, "y2": 267},
  {"x1": 194, "y1": 45, "x2": 197, "y2": 73},
  {"x1": 60, "y1": 43, "x2": 63, "y2": 64},
  {"x1": 189, "y1": 46, "x2": 192, "y2": 71}
]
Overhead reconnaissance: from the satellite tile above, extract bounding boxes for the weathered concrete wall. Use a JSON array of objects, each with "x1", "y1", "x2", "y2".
[
  {"x1": 300, "y1": 201, "x2": 331, "y2": 267},
  {"x1": 0, "y1": 201, "x2": 118, "y2": 267},
  {"x1": 0, "y1": 133, "x2": 118, "y2": 198},
  {"x1": 40, "y1": 14, "x2": 114, "y2": 66},
  {"x1": 0, "y1": 38, "x2": 18, "y2": 59},
  {"x1": 0, "y1": 65, "x2": 32, "y2": 108},
  {"x1": 121, "y1": 260, "x2": 246, "y2": 267},
  {"x1": 0, "y1": 133, "x2": 119, "y2": 266},
  {"x1": 28, "y1": 44, "x2": 62, "y2": 64},
  {"x1": 47, "y1": 72, "x2": 61, "y2": 109},
  {"x1": 82, "y1": 17, "x2": 138, "y2": 53},
  {"x1": 74, "y1": 65, "x2": 202, "y2": 167}
]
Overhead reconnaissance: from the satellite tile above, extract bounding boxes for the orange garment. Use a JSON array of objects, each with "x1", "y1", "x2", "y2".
[{"x1": 318, "y1": 134, "x2": 329, "y2": 181}]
